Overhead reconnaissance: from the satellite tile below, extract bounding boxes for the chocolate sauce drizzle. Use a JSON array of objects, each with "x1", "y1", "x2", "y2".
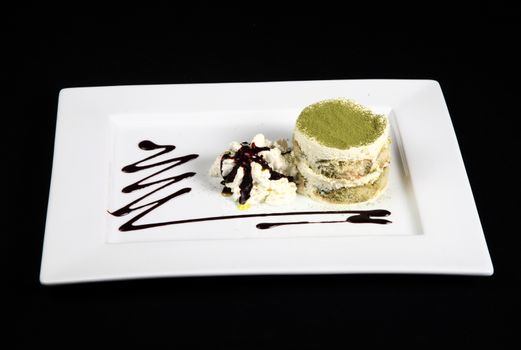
[
  {"x1": 109, "y1": 141, "x2": 392, "y2": 232},
  {"x1": 220, "y1": 142, "x2": 293, "y2": 204},
  {"x1": 256, "y1": 210, "x2": 392, "y2": 229},
  {"x1": 109, "y1": 140, "x2": 199, "y2": 231}
]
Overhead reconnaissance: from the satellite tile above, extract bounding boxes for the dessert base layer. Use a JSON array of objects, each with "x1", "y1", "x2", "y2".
[{"x1": 297, "y1": 166, "x2": 389, "y2": 204}]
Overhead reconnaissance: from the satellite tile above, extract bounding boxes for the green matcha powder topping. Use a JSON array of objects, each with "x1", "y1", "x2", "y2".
[{"x1": 296, "y1": 99, "x2": 387, "y2": 149}]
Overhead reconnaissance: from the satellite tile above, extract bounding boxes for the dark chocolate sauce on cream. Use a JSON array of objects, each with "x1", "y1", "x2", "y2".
[
  {"x1": 109, "y1": 141, "x2": 392, "y2": 231},
  {"x1": 220, "y1": 142, "x2": 292, "y2": 204}
]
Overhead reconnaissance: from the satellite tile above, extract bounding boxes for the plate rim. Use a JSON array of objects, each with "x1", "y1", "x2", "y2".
[{"x1": 40, "y1": 79, "x2": 493, "y2": 284}]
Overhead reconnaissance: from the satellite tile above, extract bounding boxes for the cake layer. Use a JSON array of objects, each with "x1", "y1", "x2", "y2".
[
  {"x1": 297, "y1": 167, "x2": 389, "y2": 204},
  {"x1": 296, "y1": 154, "x2": 389, "y2": 190},
  {"x1": 293, "y1": 138, "x2": 390, "y2": 181}
]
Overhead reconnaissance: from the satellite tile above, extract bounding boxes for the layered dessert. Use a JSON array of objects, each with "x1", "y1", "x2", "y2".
[
  {"x1": 293, "y1": 98, "x2": 390, "y2": 204},
  {"x1": 210, "y1": 134, "x2": 297, "y2": 209}
]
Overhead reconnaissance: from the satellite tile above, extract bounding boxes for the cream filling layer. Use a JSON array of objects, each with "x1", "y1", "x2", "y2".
[{"x1": 296, "y1": 157, "x2": 389, "y2": 190}]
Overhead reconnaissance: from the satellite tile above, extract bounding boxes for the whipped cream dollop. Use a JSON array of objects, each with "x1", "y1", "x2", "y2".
[{"x1": 210, "y1": 134, "x2": 297, "y2": 207}]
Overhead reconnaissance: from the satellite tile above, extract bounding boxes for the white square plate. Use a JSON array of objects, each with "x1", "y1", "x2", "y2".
[{"x1": 40, "y1": 80, "x2": 493, "y2": 284}]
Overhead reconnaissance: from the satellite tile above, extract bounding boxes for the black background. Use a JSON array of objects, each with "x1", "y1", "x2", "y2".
[{"x1": 10, "y1": 2, "x2": 520, "y2": 348}]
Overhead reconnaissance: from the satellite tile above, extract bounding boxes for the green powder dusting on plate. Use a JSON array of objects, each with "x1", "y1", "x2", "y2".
[{"x1": 296, "y1": 98, "x2": 387, "y2": 149}]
